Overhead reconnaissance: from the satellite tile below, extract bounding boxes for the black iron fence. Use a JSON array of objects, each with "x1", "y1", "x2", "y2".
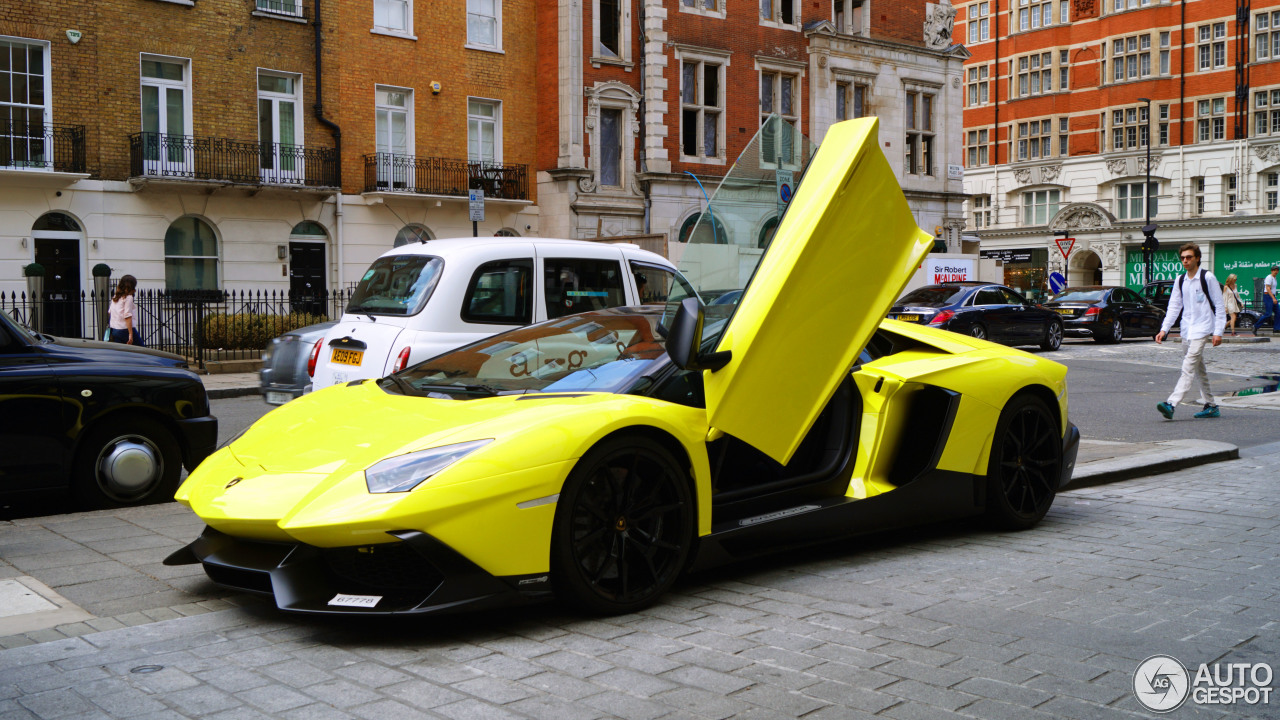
[
  {"x1": 362, "y1": 153, "x2": 528, "y2": 200},
  {"x1": 129, "y1": 132, "x2": 339, "y2": 188},
  {"x1": 1, "y1": 120, "x2": 86, "y2": 173},
  {"x1": 1, "y1": 288, "x2": 354, "y2": 368}
]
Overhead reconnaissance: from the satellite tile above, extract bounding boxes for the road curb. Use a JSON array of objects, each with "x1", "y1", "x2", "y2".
[
  {"x1": 206, "y1": 386, "x2": 261, "y2": 400},
  {"x1": 1067, "y1": 439, "x2": 1239, "y2": 490}
]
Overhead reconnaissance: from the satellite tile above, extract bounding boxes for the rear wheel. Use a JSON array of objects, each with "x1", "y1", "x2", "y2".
[
  {"x1": 73, "y1": 416, "x2": 181, "y2": 509},
  {"x1": 1040, "y1": 320, "x2": 1063, "y2": 351},
  {"x1": 969, "y1": 324, "x2": 987, "y2": 341},
  {"x1": 1238, "y1": 314, "x2": 1255, "y2": 331},
  {"x1": 1094, "y1": 318, "x2": 1122, "y2": 344},
  {"x1": 551, "y1": 436, "x2": 694, "y2": 615},
  {"x1": 985, "y1": 396, "x2": 1061, "y2": 530}
]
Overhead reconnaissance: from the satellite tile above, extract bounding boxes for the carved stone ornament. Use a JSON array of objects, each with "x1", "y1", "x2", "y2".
[
  {"x1": 1039, "y1": 165, "x2": 1062, "y2": 183},
  {"x1": 1101, "y1": 241, "x2": 1121, "y2": 271},
  {"x1": 1136, "y1": 153, "x2": 1162, "y2": 174},
  {"x1": 1106, "y1": 158, "x2": 1128, "y2": 175},
  {"x1": 1072, "y1": 0, "x2": 1095, "y2": 18},
  {"x1": 1048, "y1": 202, "x2": 1115, "y2": 231},
  {"x1": 923, "y1": 3, "x2": 956, "y2": 50},
  {"x1": 1254, "y1": 144, "x2": 1280, "y2": 163},
  {"x1": 577, "y1": 175, "x2": 597, "y2": 194},
  {"x1": 1013, "y1": 168, "x2": 1032, "y2": 185}
]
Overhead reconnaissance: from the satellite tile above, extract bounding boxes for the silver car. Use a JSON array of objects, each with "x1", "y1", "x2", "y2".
[{"x1": 260, "y1": 321, "x2": 336, "y2": 405}]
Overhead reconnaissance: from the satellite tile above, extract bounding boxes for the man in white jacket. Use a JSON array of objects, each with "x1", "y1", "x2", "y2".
[{"x1": 1155, "y1": 242, "x2": 1227, "y2": 419}]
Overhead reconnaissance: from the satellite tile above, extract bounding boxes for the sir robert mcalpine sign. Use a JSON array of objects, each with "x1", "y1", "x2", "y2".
[{"x1": 927, "y1": 258, "x2": 975, "y2": 284}]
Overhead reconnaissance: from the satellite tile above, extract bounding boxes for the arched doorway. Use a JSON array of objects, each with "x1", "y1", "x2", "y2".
[
  {"x1": 32, "y1": 212, "x2": 84, "y2": 337},
  {"x1": 1068, "y1": 249, "x2": 1103, "y2": 287},
  {"x1": 289, "y1": 221, "x2": 328, "y2": 314}
]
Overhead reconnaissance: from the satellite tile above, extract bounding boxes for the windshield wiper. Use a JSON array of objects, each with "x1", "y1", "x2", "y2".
[{"x1": 410, "y1": 382, "x2": 503, "y2": 397}]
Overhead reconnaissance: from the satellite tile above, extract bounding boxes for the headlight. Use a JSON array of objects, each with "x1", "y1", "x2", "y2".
[{"x1": 365, "y1": 439, "x2": 493, "y2": 493}]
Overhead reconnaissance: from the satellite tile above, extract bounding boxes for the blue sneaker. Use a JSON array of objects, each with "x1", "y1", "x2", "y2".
[
  {"x1": 1194, "y1": 404, "x2": 1220, "y2": 419},
  {"x1": 1156, "y1": 402, "x2": 1175, "y2": 419}
]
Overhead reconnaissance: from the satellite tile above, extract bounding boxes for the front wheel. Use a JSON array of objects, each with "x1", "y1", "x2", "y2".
[
  {"x1": 985, "y1": 396, "x2": 1061, "y2": 530},
  {"x1": 73, "y1": 416, "x2": 182, "y2": 509},
  {"x1": 1040, "y1": 321, "x2": 1063, "y2": 351},
  {"x1": 551, "y1": 436, "x2": 694, "y2": 615},
  {"x1": 1237, "y1": 314, "x2": 1256, "y2": 331}
]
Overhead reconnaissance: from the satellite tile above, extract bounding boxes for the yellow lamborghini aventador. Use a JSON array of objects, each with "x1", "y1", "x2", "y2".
[{"x1": 168, "y1": 118, "x2": 1079, "y2": 616}]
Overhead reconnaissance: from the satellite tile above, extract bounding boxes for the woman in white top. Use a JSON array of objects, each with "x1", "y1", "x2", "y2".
[
  {"x1": 1222, "y1": 273, "x2": 1244, "y2": 336},
  {"x1": 108, "y1": 274, "x2": 140, "y2": 345}
]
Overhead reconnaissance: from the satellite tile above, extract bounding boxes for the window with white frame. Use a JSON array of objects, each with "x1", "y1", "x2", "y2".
[
  {"x1": 1017, "y1": 118, "x2": 1057, "y2": 160},
  {"x1": 1059, "y1": 50, "x2": 1069, "y2": 89},
  {"x1": 1013, "y1": 52, "x2": 1054, "y2": 97},
  {"x1": 1110, "y1": 105, "x2": 1149, "y2": 150},
  {"x1": 256, "y1": 0, "x2": 302, "y2": 17},
  {"x1": 967, "y1": 1, "x2": 990, "y2": 42},
  {"x1": 1015, "y1": 0, "x2": 1057, "y2": 31},
  {"x1": 595, "y1": 0, "x2": 626, "y2": 59},
  {"x1": 905, "y1": 90, "x2": 935, "y2": 175},
  {"x1": 1264, "y1": 171, "x2": 1279, "y2": 210},
  {"x1": 1110, "y1": 0, "x2": 1150, "y2": 11},
  {"x1": 760, "y1": 0, "x2": 798, "y2": 27},
  {"x1": 1109, "y1": 34, "x2": 1152, "y2": 83},
  {"x1": 966, "y1": 128, "x2": 989, "y2": 167},
  {"x1": 1254, "y1": 88, "x2": 1280, "y2": 136},
  {"x1": 1193, "y1": 176, "x2": 1205, "y2": 214},
  {"x1": 467, "y1": 0, "x2": 500, "y2": 49},
  {"x1": 140, "y1": 56, "x2": 192, "y2": 172},
  {"x1": 1198, "y1": 97, "x2": 1225, "y2": 142},
  {"x1": 597, "y1": 107, "x2": 623, "y2": 187},
  {"x1": 1022, "y1": 189, "x2": 1060, "y2": 225},
  {"x1": 971, "y1": 194, "x2": 992, "y2": 228},
  {"x1": 1224, "y1": 173, "x2": 1238, "y2": 212},
  {"x1": 1058, "y1": 116, "x2": 1069, "y2": 155},
  {"x1": 833, "y1": 0, "x2": 865, "y2": 34},
  {"x1": 257, "y1": 71, "x2": 302, "y2": 179},
  {"x1": 680, "y1": 52, "x2": 726, "y2": 162},
  {"x1": 1257, "y1": 11, "x2": 1280, "y2": 61},
  {"x1": 1160, "y1": 32, "x2": 1170, "y2": 73},
  {"x1": 681, "y1": 0, "x2": 723, "y2": 18},
  {"x1": 374, "y1": 0, "x2": 410, "y2": 33},
  {"x1": 968, "y1": 65, "x2": 990, "y2": 106},
  {"x1": 760, "y1": 68, "x2": 801, "y2": 166},
  {"x1": 165, "y1": 216, "x2": 219, "y2": 291},
  {"x1": 1158, "y1": 103, "x2": 1169, "y2": 145},
  {"x1": 1198, "y1": 23, "x2": 1226, "y2": 70},
  {"x1": 468, "y1": 98, "x2": 500, "y2": 164},
  {"x1": 373, "y1": 86, "x2": 411, "y2": 188},
  {"x1": 0, "y1": 38, "x2": 51, "y2": 170},
  {"x1": 836, "y1": 80, "x2": 868, "y2": 120},
  {"x1": 1115, "y1": 181, "x2": 1157, "y2": 220}
]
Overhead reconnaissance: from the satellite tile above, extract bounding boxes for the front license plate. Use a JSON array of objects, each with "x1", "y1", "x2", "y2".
[
  {"x1": 331, "y1": 348, "x2": 363, "y2": 366},
  {"x1": 328, "y1": 593, "x2": 381, "y2": 608},
  {"x1": 1056, "y1": 308, "x2": 1075, "y2": 316},
  {"x1": 265, "y1": 391, "x2": 292, "y2": 405}
]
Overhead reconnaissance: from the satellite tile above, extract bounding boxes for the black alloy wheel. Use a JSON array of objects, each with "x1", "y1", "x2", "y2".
[
  {"x1": 1095, "y1": 318, "x2": 1122, "y2": 344},
  {"x1": 969, "y1": 323, "x2": 987, "y2": 340},
  {"x1": 73, "y1": 416, "x2": 182, "y2": 509},
  {"x1": 552, "y1": 436, "x2": 694, "y2": 615},
  {"x1": 985, "y1": 396, "x2": 1061, "y2": 530},
  {"x1": 1040, "y1": 320, "x2": 1063, "y2": 351}
]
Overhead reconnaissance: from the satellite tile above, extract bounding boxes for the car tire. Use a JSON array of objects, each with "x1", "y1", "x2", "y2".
[
  {"x1": 969, "y1": 324, "x2": 987, "y2": 340},
  {"x1": 73, "y1": 416, "x2": 182, "y2": 510},
  {"x1": 985, "y1": 395, "x2": 1061, "y2": 531},
  {"x1": 551, "y1": 435, "x2": 694, "y2": 615},
  {"x1": 1040, "y1": 320, "x2": 1063, "y2": 351},
  {"x1": 1094, "y1": 318, "x2": 1122, "y2": 344},
  {"x1": 1238, "y1": 314, "x2": 1255, "y2": 331}
]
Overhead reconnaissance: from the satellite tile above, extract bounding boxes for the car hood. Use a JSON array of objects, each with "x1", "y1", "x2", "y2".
[{"x1": 46, "y1": 337, "x2": 189, "y2": 367}]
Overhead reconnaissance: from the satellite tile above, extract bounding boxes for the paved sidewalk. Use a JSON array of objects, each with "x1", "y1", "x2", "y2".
[{"x1": 199, "y1": 372, "x2": 260, "y2": 400}]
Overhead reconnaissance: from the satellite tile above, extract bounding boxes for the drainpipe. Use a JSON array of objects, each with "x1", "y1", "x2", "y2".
[
  {"x1": 313, "y1": 0, "x2": 345, "y2": 287},
  {"x1": 1179, "y1": 0, "x2": 1187, "y2": 218},
  {"x1": 638, "y1": 0, "x2": 652, "y2": 234}
]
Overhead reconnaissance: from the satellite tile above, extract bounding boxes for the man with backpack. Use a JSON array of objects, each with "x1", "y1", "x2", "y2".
[
  {"x1": 1155, "y1": 242, "x2": 1226, "y2": 419},
  {"x1": 1259, "y1": 265, "x2": 1279, "y2": 333}
]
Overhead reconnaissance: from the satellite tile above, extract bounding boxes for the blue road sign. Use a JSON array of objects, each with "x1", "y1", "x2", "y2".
[{"x1": 1049, "y1": 272, "x2": 1067, "y2": 294}]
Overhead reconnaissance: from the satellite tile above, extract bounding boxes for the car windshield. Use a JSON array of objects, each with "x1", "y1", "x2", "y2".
[
  {"x1": 392, "y1": 309, "x2": 676, "y2": 397},
  {"x1": 1051, "y1": 290, "x2": 1106, "y2": 302},
  {"x1": 0, "y1": 312, "x2": 40, "y2": 344},
  {"x1": 347, "y1": 255, "x2": 444, "y2": 316},
  {"x1": 897, "y1": 286, "x2": 969, "y2": 306}
]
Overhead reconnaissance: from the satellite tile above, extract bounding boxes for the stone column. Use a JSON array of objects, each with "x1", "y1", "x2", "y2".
[
  {"x1": 642, "y1": 0, "x2": 669, "y2": 173},
  {"x1": 559, "y1": 0, "x2": 585, "y2": 168}
]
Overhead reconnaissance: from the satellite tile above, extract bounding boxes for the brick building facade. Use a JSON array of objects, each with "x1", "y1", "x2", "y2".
[{"x1": 960, "y1": 0, "x2": 1280, "y2": 304}]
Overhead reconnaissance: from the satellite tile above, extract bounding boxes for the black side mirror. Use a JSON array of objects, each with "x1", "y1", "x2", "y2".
[{"x1": 667, "y1": 297, "x2": 731, "y2": 371}]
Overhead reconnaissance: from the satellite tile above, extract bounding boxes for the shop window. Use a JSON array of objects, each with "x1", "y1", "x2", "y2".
[{"x1": 165, "y1": 216, "x2": 219, "y2": 291}]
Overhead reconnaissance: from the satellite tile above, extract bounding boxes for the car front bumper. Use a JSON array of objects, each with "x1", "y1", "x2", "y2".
[{"x1": 172, "y1": 525, "x2": 553, "y2": 615}]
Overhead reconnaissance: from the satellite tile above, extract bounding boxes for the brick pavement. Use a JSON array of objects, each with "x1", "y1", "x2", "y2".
[{"x1": 2, "y1": 455, "x2": 1277, "y2": 719}]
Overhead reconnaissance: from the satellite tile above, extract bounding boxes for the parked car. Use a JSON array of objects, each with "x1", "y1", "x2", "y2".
[
  {"x1": 260, "y1": 321, "x2": 336, "y2": 405},
  {"x1": 1141, "y1": 280, "x2": 1258, "y2": 331},
  {"x1": 0, "y1": 311, "x2": 217, "y2": 509},
  {"x1": 169, "y1": 118, "x2": 1078, "y2": 618},
  {"x1": 310, "y1": 238, "x2": 693, "y2": 391},
  {"x1": 1041, "y1": 286, "x2": 1165, "y2": 342},
  {"x1": 887, "y1": 282, "x2": 1064, "y2": 350}
]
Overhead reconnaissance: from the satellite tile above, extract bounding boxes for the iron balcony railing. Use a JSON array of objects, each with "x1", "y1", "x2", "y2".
[
  {"x1": 254, "y1": 0, "x2": 307, "y2": 18},
  {"x1": 129, "y1": 132, "x2": 338, "y2": 188},
  {"x1": 1, "y1": 120, "x2": 86, "y2": 173},
  {"x1": 362, "y1": 153, "x2": 529, "y2": 200}
]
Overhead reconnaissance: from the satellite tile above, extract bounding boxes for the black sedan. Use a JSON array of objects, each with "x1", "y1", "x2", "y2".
[
  {"x1": 1041, "y1": 286, "x2": 1164, "y2": 342},
  {"x1": 0, "y1": 311, "x2": 217, "y2": 509},
  {"x1": 887, "y1": 282, "x2": 1063, "y2": 350}
]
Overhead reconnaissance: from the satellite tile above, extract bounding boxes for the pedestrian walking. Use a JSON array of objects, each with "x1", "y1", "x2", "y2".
[
  {"x1": 1223, "y1": 273, "x2": 1243, "y2": 336},
  {"x1": 108, "y1": 274, "x2": 141, "y2": 346},
  {"x1": 1155, "y1": 243, "x2": 1225, "y2": 419},
  {"x1": 1260, "y1": 266, "x2": 1280, "y2": 332}
]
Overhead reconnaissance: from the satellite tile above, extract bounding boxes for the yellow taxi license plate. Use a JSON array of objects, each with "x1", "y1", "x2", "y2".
[
  {"x1": 893, "y1": 314, "x2": 921, "y2": 322},
  {"x1": 331, "y1": 348, "x2": 363, "y2": 366},
  {"x1": 1056, "y1": 308, "x2": 1074, "y2": 316}
]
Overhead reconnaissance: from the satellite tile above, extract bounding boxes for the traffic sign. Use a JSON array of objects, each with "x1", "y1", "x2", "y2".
[
  {"x1": 1055, "y1": 237, "x2": 1075, "y2": 260},
  {"x1": 1049, "y1": 272, "x2": 1067, "y2": 293},
  {"x1": 776, "y1": 169, "x2": 794, "y2": 217},
  {"x1": 469, "y1": 189, "x2": 485, "y2": 223}
]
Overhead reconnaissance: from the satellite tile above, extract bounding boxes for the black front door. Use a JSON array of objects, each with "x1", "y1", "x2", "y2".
[
  {"x1": 34, "y1": 238, "x2": 81, "y2": 337},
  {"x1": 289, "y1": 242, "x2": 326, "y2": 315}
]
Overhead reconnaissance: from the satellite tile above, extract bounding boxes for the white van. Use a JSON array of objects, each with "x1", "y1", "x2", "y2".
[{"x1": 310, "y1": 237, "x2": 693, "y2": 390}]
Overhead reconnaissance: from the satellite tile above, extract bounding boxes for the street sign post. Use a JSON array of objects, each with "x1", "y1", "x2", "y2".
[
  {"x1": 469, "y1": 188, "x2": 485, "y2": 236},
  {"x1": 775, "y1": 169, "x2": 794, "y2": 219},
  {"x1": 1141, "y1": 223, "x2": 1159, "y2": 286},
  {"x1": 1055, "y1": 237, "x2": 1075, "y2": 260}
]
